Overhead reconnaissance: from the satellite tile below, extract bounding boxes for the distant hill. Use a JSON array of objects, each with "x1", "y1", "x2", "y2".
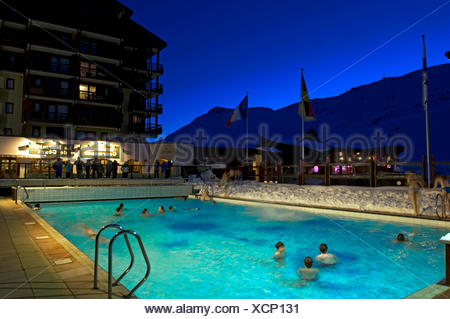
[{"x1": 166, "y1": 63, "x2": 450, "y2": 161}]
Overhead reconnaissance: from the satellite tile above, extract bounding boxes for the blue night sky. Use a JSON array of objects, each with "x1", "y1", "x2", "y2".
[{"x1": 121, "y1": 0, "x2": 450, "y2": 137}]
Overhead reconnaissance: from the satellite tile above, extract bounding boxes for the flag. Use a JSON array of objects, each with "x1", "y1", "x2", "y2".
[
  {"x1": 226, "y1": 95, "x2": 248, "y2": 127},
  {"x1": 298, "y1": 69, "x2": 315, "y2": 121},
  {"x1": 422, "y1": 35, "x2": 428, "y2": 110}
]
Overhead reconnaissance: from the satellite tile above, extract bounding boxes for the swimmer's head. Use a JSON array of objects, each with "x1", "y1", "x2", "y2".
[
  {"x1": 319, "y1": 243, "x2": 328, "y2": 254},
  {"x1": 168, "y1": 206, "x2": 173, "y2": 211},
  {"x1": 304, "y1": 256, "x2": 313, "y2": 269},
  {"x1": 184, "y1": 196, "x2": 188, "y2": 201},
  {"x1": 397, "y1": 233, "x2": 405, "y2": 242},
  {"x1": 35, "y1": 203, "x2": 40, "y2": 208},
  {"x1": 119, "y1": 203, "x2": 124, "y2": 208},
  {"x1": 212, "y1": 200, "x2": 216, "y2": 204},
  {"x1": 158, "y1": 206, "x2": 165, "y2": 212},
  {"x1": 275, "y1": 241, "x2": 285, "y2": 252},
  {"x1": 142, "y1": 208, "x2": 148, "y2": 213},
  {"x1": 195, "y1": 207, "x2": 200, "y2": 210}
]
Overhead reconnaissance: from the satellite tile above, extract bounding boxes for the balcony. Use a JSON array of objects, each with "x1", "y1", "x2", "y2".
[
  {"x1": 149, "y1": 83, "x2": 163, "y2": 95},
  {"x1": 149, "y1": 103, "x2": 163, "y2": 114},
  {"x1": 27, "y1": 111, "x2": 73, "y2": 124},
  {"x1": 27, "y1": 59, "x2": 74, "y2": 76},
  {"x1": 0, "y1": 29, "x2": 26, "y2": 48},
  {"x1": 128, "y1": 93, "x2": 163, "y2": 114},
  {"x1": 146, "y1": 123, "x2": 162, "y2": 136},
  {"x1": 149, "y1": 63, "x2": 163, "y2": 75},
  {"x1": 26, "y1": 87, "x2": 74, "y2": 100},
  {"x1": 76, "y1": 106, "x2": 123, "y2": 128}
]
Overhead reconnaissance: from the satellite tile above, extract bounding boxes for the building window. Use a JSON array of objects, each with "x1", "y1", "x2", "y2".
[
  {"x1": 50, "y1": 57, "x2": 70, "y2": 73},
  {"x1": 34, "y1": 78, "x2": 42, "y2": 87},
  {"x1": 76, "y1": 130, "x2": 96, "y2": 140},
  {"x1": 80, "y1": 40, "x2": 97, "y2": 54},
  {"x1": 6, "y1": 78, "x2": 14, "y2": 89},
  {"x1": 33, "y1": 103, "x2": 41, "y2": 112},
  {"x1": 60, "y1": 81, "x2": 69, "y2": 97},
  {"x1": 32, "y1": 126, "x2": 41, "y2": 137},
  {"x1": 79, "y1": 84, "x2": 96, "y2": 100},
  {"x1": 5, "y1": 103, "x2": 13, "y2": 114},
  {"x1": 4, "y1": 128, "x2": 12, "y2": 136},
  {"x1": 80, "y1": 61, "x2": 97, "y2": 78}
]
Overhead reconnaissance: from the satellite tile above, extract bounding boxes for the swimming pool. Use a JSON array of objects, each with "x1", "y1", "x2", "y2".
[{"x1": 36, "y1": 198, "x2": 448, "y2": 298}]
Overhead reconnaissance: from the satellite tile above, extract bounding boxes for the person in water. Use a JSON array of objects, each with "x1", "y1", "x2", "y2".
[
  {"x1": 140, "y1": 208, "x2": 150, "y2": 216},
  {"x1": 158, "y1": 206, "x2": 165, "y2": 215},
  {"x1": 273, "y1": 241, "x2": 286, "y2": 259},
  {"x1": 114, "y1": 203, "x2": 124, "y2": 216},
  {"x1": 33, "y1": 203, "x2": 41, "y2": 210},
  {"x1": 315, "y1": 243, "x2": 338, "y2": 265},
  {"x1": 297, "y1": 257, "x2": 319, "y2": 281},
  {"x1": 168, "y1": 206, "x2": 176, "y2": 212},
  {"x1": 80, "y1": 225, "x2": 108, "y2": 242},
  {"x1": 185, "y1": 207, "x2": 200, "y2": 211}
]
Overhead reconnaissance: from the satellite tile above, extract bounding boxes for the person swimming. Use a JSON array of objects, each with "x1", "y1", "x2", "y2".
[
  {"x1": 158, "y1": 206, "x2": 165, "y2": 215},
  {"x1": 168, "y1": 206, "x2": 176, "y2": 212},
  {"x1": 33, "y1": 203, "x2": 41, "y2": 211},
  {"x1": 297, "y1": 257, "x2": 319, "y2": 281},
  {"x1": 140, "y1": 208, "x2": 150, "y2": 216},
  {"x1": 397, "y1": 233, "x2": 405, "y2": 242},
  {"x1": 80, "y1": 225, "x2": 108, "y2": 242},
  {"x1": 315, "y1": 243, "x2": 338, "y2": 265},
  {"x1": 273, "y1": 241, "x2": 286, "y2": 259},
  {"x1": 114, "y1": 203, "x2": 124, "y2": 216},
  {"x1": 185, "y1": 207, "x2": 200, "y2": 211}
]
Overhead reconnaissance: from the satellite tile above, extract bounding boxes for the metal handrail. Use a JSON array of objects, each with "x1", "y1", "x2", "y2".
[
  {"x1": 108, "y1": 229, "x2": 151, "y2": 299},
  {"x1": 15, "y1": 186, "x2": 29, "y2": 204},
  {"x1": 93, "y1": 224, "x2": 134, "y2": 289}
]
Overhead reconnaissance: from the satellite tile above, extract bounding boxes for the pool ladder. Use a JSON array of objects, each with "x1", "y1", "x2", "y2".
[{"x1": 93, "y1": 224, "x2": 151, "y2": 299}]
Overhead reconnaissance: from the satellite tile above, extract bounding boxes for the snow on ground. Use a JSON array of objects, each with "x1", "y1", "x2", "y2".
[{"x1": 190, "y1": 179, "x2": 441, "y2": 217}]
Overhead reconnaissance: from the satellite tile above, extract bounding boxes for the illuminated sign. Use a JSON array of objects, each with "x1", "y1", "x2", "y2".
[
  {"x1": 80, "y1": 143, "x2": 120, "y2": 159},
  {"x1": 29, "y1": 141, "x2": 71, "y2": 157}
]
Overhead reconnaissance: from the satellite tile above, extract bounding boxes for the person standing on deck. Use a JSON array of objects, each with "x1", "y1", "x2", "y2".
[
  {"x1": 75, "y1": 157, "x2": 84, "y2": 179},
  {"x1": 166, "y1": 160, "x2": 173, "y2": 178},
  {"x1": 85, "y1": 159, "x2": 91, "y2": 179},
  {"x1": 154, "y1": 160, "x2": 160, "y2": 178},
  {"x1": 432, "y1": 175, "x2": 450, "y2": 219},
  {"x1": 65, "y1": 161, "x2": 73, "y2": 179},
  {"x1": 406, "y1": 172, "x2": 425, "y2": 216},
  {"x1": 112, "y1": 160, "x2": 118, "y2": 178},
  {"x1": 105, "y1": 160, "x2": 112, "y2": 178},
  {"x1": 53, "y1": 158, "x2": 63, "y2": 178},
  {"x1": 92, "y1": 158, "x2": 100, "y2": 178}
]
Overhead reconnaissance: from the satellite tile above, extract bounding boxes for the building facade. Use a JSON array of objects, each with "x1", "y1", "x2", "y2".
[{"x1": 0, "y1": 0, "x2": 166, "y2": 141}]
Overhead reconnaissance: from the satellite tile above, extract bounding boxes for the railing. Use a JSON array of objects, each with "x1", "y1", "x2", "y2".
[
  {"x1": 149, "y1": 63, "x2": 163, "y2": 74},
  {"x1": 1, "y1": 159, "x2": 449, "y2": 187},
  {"x1": 149, "y1": 83, "x2": 163, "y2": 94},
  {"x1": 26, "y1": 86, "x2": 74, "y2": 100},
  {"x1": 27, "y1": 111, "x2": 73, "y2": 124},
  {"x1": 93, "y1": 224, "x2": 150, "y2": 299}
]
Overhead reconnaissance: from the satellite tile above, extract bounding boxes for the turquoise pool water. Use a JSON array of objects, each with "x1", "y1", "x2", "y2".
[{"x1": 37, "y1": 198, "x2": 448, "y2": 298}]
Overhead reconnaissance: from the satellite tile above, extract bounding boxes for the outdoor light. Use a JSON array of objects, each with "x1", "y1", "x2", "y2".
[{"x1": 313, "y1": 165, "x2": 319, "y2": 173}]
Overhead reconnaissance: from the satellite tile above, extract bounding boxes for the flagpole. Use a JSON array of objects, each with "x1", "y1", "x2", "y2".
[
  {"x1": 422, "y1": 35, "x2": 431, "y2": 188},
  {"x1": 300, "y1": 68, "x2": 305, "y2": 184},
  {"x1": 246, "y1": 91, "x2": 249, "y2": 163}
]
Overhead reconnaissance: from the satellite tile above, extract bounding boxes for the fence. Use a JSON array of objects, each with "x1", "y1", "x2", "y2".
[{"x1": 1, "y1": 157, "x2": 449, "y2": 187}]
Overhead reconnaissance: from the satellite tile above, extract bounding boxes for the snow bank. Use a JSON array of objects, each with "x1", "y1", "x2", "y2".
[{"x1": 190, "y1": 181, "x2": 441, "y2": 217}]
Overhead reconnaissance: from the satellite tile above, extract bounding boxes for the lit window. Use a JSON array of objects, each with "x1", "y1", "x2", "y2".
[
  {"x1": 34, "y1": 78, "x2": 41, "y2": 87},
  {"x1": 79, "y1": 84, "x2": 96, "y2": 100},
  {"x1": 33, "y1": 103, "x2": 41, "y2": 112},
  {"x1": 5, "y1": 103, "x2": 13, "y2": 113},
  {"x1": 6, "y1": 78, "x2": 14, "y2": 89},
  {"x1": 60, "y1": 58, "x2": 70, "y2": 73}
]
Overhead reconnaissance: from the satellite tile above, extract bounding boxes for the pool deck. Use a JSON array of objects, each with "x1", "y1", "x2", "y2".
[{"x1": 0, "y1": 198, "x2": 134, "y2": 299}]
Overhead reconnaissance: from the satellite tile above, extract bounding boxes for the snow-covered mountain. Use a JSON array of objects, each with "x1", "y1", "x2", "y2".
[{"x1": 166, "y1": 63, "x2": 450, "y2": 161}]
